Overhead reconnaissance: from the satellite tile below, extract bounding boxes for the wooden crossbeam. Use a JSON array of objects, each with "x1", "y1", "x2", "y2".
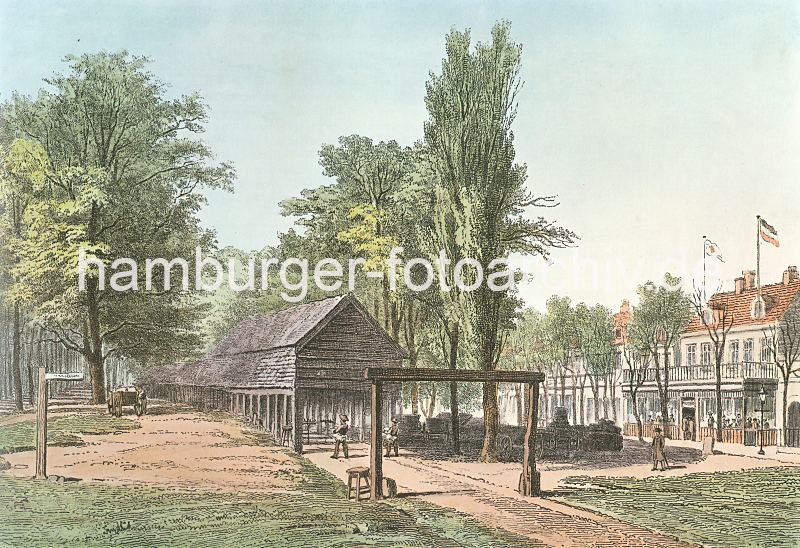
[
  {"x1": 364, "y1": 366, "x2": 544, "y2": 501},
  {"x1": 363, "y1": 367, "x2": 545, "y2": 384}
]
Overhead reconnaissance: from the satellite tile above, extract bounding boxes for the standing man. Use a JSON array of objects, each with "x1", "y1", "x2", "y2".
[
  {"x1": 651, "y1": 427, "x2": 668, "y2": 471},
  {"x1": 384, "y1": 417, "x2": 399, "y2": 458},
  {"x1": 331, "y1": 414, "x2": 349, "y2": 459}
]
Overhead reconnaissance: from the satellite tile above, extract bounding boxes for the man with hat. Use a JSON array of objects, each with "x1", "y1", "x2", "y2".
[
  {"x1": 651, "y1": 427, "x2": 668, "y2": 471},
  {"x1": 384, "y1": 417, "x2": 400, "y2": 458},
  {"x1": 331, "y1": 414, "x2": 349, "y2": 459}
]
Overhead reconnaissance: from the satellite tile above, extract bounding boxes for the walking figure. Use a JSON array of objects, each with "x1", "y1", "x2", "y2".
[
  {"x1": 651, "y1": 427, "x2": 669, "y2": 471},
  {"x1": 331, "y1": 414, "x2": 349, "y2": 459}
]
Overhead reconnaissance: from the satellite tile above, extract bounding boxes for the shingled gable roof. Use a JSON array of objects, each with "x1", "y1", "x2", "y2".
[
  {"x1": 141, "y1": 294, "x2": 407, "y2": 390},
  {"x1": 684, "y1": 279, "x2": 800, "y2": 334},
  {"x1": 210, "y1": 293, "x2": 407, "y2": 358}
]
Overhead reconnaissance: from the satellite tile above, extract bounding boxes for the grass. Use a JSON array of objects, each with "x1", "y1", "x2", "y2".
[
  {"x1": 0, "y1": 410, "x2": 532, "y2": 547},
  {"x1": 0, "y1": 413, "x2": 140, "y2": 454},
  {"x1": 0, "y1": 457, "x2": 532, "y2": 547},
  {"x1": 557, "y1": 467, "x2": 800, "y2": 547}
]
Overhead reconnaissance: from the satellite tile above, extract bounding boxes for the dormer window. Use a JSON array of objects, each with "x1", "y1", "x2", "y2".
[
  {"x1": 751, "y1": 296, "x2": 766, "y2": 319},
  {"x1": 701, "y1": 308, "x2": 714, "y2": 325}
]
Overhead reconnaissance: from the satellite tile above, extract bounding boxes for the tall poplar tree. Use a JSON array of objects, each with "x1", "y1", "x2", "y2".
[{"x1": 423, "y1": 21, "x2": 576, "y2": 461}]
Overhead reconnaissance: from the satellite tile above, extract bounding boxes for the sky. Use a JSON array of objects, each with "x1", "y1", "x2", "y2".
[{"x1": 2, "y1": 0, "x2": 799, "y2": 312}]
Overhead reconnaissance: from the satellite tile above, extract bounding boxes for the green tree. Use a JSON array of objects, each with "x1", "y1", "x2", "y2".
[
  {"x1": 423, "y1": 22, "x2": 575, "y2": 462},
  {"x1": 499, "y1": 307, "x2": 548, "y2": 425},
  {"x1": 574, "y1": 303, "x2": 615, "y2": 423},
  {"x1": 763, "y1": 298, "x2": 800, "y2": 446},
  {"x1": 629, "y1": 274, "x2": 691, "y2": 435},
  {"x1": 541, "y1": 295, "x2": 576, "y2": 421},
  {"x1": 0, "y1": 139, "x2": 48, "y2": 409},
  {"x1": 689, "y1": 287, "x2": 735, "y2": 442},
  {"x1": 3, "y1": 52, "x2": 234, "y2": 403}
]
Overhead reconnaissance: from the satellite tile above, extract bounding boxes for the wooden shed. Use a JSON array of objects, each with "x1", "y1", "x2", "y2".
[{"x1": 142, "y1": 294, "x2": 406, "y2": 452}]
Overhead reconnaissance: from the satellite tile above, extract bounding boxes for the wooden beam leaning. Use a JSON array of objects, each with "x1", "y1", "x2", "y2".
[
  {"x1": 363, "y1": 367, "x2": 545, "y2": 384},
  {"x1": 35, "y1": 367, "x2": 47, "y2": 479}
]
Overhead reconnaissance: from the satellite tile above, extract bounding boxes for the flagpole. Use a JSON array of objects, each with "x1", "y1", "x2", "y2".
[
  {"x1": 756, "y1": 215, "x2": 761, "y2": 300},
  {"x1": 702, "y1": 235, "x2": 707, "y2": 302}
]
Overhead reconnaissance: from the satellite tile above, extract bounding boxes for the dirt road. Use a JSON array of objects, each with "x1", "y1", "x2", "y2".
[
  {"x1": 2, "y1": 410, "x2": 301, "y2": 493},
  {"x1": 5, "y1": 407, "x2": 793, "y2": 547}
]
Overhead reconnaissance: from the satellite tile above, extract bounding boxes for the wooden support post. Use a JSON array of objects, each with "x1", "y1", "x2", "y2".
[
  {"x1": 361, "y1": 392, "x2": 367, "y2": 442},
  {"x1": 35, "y1": 367, "x2": 47, "y2": 479},
  {"x1": 370, "y1": 381, "x2": 383, "y2": 501},
  {"x1": 293, "y1": 388, "x2": 303, "y2": 454},
  {"x1": 283, "y1": 394, "x2": 289, "y2": 428},
  {"x1": 519, "y1": 382, "x2": 540, "y2": 497}
]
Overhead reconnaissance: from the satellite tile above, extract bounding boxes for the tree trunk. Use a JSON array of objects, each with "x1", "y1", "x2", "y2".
[
  {"x1": 478, "y1": 291, "x2": 501, "y2": 463},
  {"x1": 715, "y1": 362, "x2": 723, "y2": 442},
  {"x1": 570, "y1": 377, "x2": 578, "y2": 425},
  {"x1": 541, "y1": 382, "x2": 549, "y2": 424},
  {"x1": 449, "y1": 323, "x2": 460, "y2": 455},
  {"x1": 86, "y1": 279, "x2": 106, "y2": 404},
  {"x1": 782, "y1": 371, "x2": 789, "y2": 446},
  {"x1": 610, "y1": 373, "x2": 618, "y2": 423},
  {"x1": 631, "y1": 390, "x2": 644, "y2": 441},
  {"x1": 591, "y1": 383, "x2": 600, "y2": 423},
  {"x1": 405, "y1": 300, "x2": 419, "y2": 415},
  {"x1": 11, "y1": 302, "x2": 23, "y2": 411},
  {"x1": 480, "y1": 382, "x2": 499, "y2": 462}
]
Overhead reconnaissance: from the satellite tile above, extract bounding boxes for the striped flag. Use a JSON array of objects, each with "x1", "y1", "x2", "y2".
[
  {"x1": 704, "y1": 239, "x2": 724, "y2": 262},
  {"x1": 760, "y1": 218, "x2": 780, "y2": 248}
]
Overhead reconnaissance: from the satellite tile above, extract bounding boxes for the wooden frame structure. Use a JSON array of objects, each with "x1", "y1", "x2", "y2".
[{"x1": 363, "y1": 367, "x2": 545, "y2": 500}]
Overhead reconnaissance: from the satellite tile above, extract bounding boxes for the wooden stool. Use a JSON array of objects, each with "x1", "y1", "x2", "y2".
[
  {"x1": 281, "y1": 426, "x2": 293, "y2": 446},
  {"x1": 346, "y1": 466, "x2": 370, "y2": 501}
]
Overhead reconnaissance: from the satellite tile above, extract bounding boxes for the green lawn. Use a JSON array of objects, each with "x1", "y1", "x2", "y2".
[
  {"x1": 0, "y1": 414, "x2": 140, "y2": 454},
  {"x1": 0, "y1": 410, "x2": 531, "y2": 547},
  {"x1": 0, "y1": 459, "x2": 531, "y2": 547},
  {"x1": 558, "y1": 467, "x2": 800, "y2": 547}
]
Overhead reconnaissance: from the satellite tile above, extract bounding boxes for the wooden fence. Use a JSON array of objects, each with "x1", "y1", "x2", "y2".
[
  {"x1": 623, "y1": 422, "x2": 680, "y2": 440},
  {"x1": 697, "y1": 427, "x2": 777, "y2": 446}
]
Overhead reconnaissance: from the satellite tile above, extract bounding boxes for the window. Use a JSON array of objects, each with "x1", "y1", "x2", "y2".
[
  {"x1": 701, "y1": 343, "x2": 712, "y2": 365},
  {"x1": 751, "y1": 296, "x2": 766, "y2": 320},
  {"x1": 687, "y1": 344, "x2": 697, "y2": 366},
  {"x1": 761, "y1": 338, "x2": 773, "y2": 362},
  {"x1": 730, "y1": 340, "x2": 739, "y2": 364},
  {"x1": 743, "y1": 338, "x2": 754, "y2": 362}
]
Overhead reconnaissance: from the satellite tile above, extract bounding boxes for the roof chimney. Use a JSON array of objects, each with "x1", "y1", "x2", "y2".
[
  {"x1": 743, "y1": 270, "x2": 756, "y2": 290},
  {"x1": 735, "y1": 277, "x2": 745, "y2": 295},
  {"x1": 620, "y1": 300, "x2": 630, "y2": 314},
  {"x1": 784, "y1": 266, "x2": 799, "y2": 285}
]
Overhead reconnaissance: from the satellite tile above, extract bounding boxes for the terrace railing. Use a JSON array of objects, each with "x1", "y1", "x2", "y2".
[{"x1": 622, "y1": 362, "x2": 777, "y2": 384}]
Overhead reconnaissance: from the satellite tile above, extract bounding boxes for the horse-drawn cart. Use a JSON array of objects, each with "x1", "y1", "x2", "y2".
[{"x1": 108, "y1": 386, "x2": 147, "y2": 417}]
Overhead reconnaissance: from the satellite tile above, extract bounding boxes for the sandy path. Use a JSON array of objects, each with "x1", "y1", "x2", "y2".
[
  {"x1": 5, "y1": 408, "x2": 796, "y2": 547},
  {"x1": 2, "y1": 411, "x2": 301, "y2": 493},
  {"x1": 307, "y1": 441, "x2": 799, "y2": 547}
]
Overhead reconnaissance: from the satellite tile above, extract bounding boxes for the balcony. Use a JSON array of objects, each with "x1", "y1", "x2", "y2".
[{"x1": 622, "y1": 362, "x2": 776, "y2": 384}]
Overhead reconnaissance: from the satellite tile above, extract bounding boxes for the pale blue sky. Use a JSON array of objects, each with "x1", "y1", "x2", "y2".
[{"x1": 2, "y1": 1, "x2": 799, "y2": 310}]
